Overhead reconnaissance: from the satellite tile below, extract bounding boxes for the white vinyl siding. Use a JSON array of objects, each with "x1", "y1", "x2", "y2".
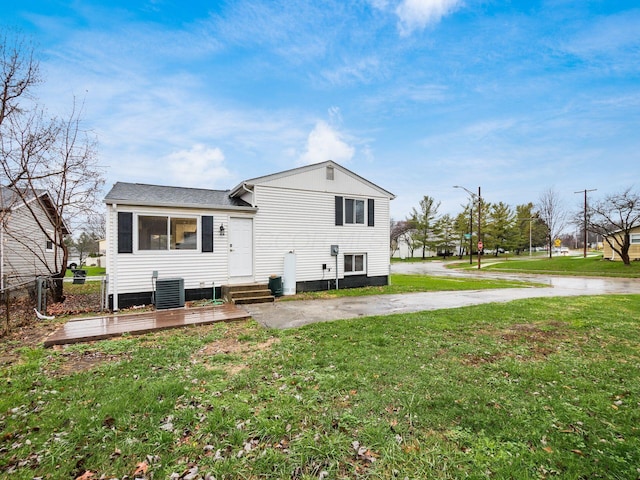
[
  {"x1": 2, "y1": 202, "x2": 62, "y2": 286},
  {"x1": 252, "y1": 184, "x2": 390, "y2": 283},
  {"x1": 107, "y1": 205, "x2": 237, "y2": 296}
]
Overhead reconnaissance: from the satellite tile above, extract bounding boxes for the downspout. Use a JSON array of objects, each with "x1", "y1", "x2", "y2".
[
  {"x1": 111, "y1": 203, "x2": 118, "y2": 311},
  {"x1": 241, "y1": 183, "x2": 255, "y2": 207}
]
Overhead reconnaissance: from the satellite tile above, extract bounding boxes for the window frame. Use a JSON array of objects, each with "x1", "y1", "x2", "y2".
[
  {"x1": 631, "y1": 233, "x2": 640, "y2": 244},
  {"x1": 344, "y1": 253, "x2": 367, "y2": 275},
  {"x1": 45, "y1": 230, "x2": 54, "y2": 252},
  {"x1": 344, "y1": 198, "x2": 366, "y2": 225},
  {"x1": 136, "y1": 214, "x2": 199, "y2": 252}
]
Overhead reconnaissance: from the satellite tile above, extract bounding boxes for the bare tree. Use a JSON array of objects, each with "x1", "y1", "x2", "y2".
[
  {"x1": 536, "y1": 187, "x2": 567, "y2": 258},
  {"x1": 1, "y1": 32, "x2": 104, "y2": 300},
  {"x1": 390, "y1": 219, "x2": 413, "y2": 257},
  {"x1": 587, "y1": 188, "x2": 640, "y2": 265}
]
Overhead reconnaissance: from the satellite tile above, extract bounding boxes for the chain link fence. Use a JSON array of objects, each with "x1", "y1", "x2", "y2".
[{"x1": 1, "y1": 275, "x2": 108, "y2": 337}]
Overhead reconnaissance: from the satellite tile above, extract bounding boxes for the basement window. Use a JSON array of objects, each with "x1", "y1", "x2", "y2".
[{"x1": 344, "y1": 253, "x2": 366, "y2": 274}]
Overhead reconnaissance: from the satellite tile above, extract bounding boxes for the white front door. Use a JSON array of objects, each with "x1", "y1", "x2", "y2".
[{"x1": 229, "y1": 217, "x2": 253, "y2": 278}]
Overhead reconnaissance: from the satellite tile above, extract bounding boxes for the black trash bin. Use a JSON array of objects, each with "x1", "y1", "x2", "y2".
[
  {"x1": 72, "y1": 269, "x2": 87, "y2": 285},
  {"x1": 268, "y1": 275, "x2": 283, "y2": 297}
]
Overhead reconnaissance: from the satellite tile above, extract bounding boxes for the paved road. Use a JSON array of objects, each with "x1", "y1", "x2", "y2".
[{"x1": 246, "y1": 261, "x2": 640, "y2": 329}]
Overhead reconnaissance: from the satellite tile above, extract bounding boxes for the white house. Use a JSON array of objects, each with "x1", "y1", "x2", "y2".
[
  {"x1": 104, "y1": 161, "x2": 395, "y2": 310},
  {"x1": 0, "y1": 186, "x2": 68, "y2": 289}
]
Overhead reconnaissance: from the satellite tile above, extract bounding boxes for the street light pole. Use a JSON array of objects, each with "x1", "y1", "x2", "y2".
[
  {"x1": 468, "y1": 203, "x2": 473, "y2": 265},
  {"x1": 454, "y1": 185, "x2": 482, "y2": 270}
]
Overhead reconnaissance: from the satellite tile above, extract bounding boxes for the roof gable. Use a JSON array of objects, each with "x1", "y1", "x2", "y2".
[
  {"x1": 0, "y1": 186, "x2": 70, "y2": 235},
  {"x1": 230, "y1": 160, "x2": 395, "y2": 199}
]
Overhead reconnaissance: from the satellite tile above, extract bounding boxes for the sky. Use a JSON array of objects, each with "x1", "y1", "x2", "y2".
[{"x1": 3, "y1": 0, "x2": 640, "y2": 220}]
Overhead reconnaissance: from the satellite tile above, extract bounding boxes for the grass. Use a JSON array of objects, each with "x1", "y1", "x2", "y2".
[
  {"x1": 64, "y1": 266, "x2": 106, "y2": 277},
  {"x1": 2, "y1": 295, "x2": 640, "y2": 478},
  {"x1": 474, "y1": 254, "x2": 640, "y2": 277},
  {"x1": 287, "y1": 273, "x2": 537, "y2": 300}
]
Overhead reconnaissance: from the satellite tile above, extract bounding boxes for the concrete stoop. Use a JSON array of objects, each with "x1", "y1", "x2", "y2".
[{"x1": 222, "y1": 283, "x2": 275, "y2": 305}]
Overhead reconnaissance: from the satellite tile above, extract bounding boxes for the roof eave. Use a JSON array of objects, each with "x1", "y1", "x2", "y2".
[{"x1": 104, "y1": 199, "x2": 257, "y2": 212}]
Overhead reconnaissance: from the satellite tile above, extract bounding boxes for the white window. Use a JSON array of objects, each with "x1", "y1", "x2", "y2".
[
  {"x1": 631, "y1": 234, "x2": 640, "y2": 244},
  {"x1": 344, "y1": 253, "x2": 366, "y2": 274},
  {"x1": 138, "y1": 215, "x2": 197, "y2": 251},
  {"x1": 344, "y1": 198, "x2": 365, "y2": 225},
  {"x1": 45, "y1": 233, "x2": 54, "y2": 252}
]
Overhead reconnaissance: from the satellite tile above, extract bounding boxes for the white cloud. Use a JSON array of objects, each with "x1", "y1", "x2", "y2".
[
  {"x1": 299, "y1": 121, "x2": 355, "y2": 165},
  {"x1": 396, "y1": 0, "x2": 463, "y2": 35},
  {"x1": 165, "y1": 144, "x2": 233, "y2": 188}
]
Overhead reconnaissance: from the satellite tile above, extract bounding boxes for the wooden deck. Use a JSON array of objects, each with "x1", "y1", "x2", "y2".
[{"x1": 43, "y1": 304, "x2": 251, "y2": 347}]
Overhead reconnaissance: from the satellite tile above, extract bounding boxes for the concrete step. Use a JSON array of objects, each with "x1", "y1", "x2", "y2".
[
  {"x1": 230, "y1": 289, "x2": 273, "y2": 299},
  {"x1": 233, "y1": 295, "x2": 275, "y2": 305},
  {"x1": 222, "y1": 283, "x2": 274, "y2": 305}
]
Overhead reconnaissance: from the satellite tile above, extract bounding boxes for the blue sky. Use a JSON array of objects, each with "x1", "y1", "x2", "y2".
[{"x1": 4, "y1": 0, "x2": 639, "y2": 219}]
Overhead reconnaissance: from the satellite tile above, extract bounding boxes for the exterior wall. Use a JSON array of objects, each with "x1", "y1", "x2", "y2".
[
  {"x1": 106, "y1": 204, "x2": 246, "y2": 309},
  {"x1": 106, "y1": 162, "x2": 393, "y2": 307},
  {"x1": 1, "y1": 202, "x2": 62, "y2": 287},
  {"x1": 252, "y1": 183, "x2": 391, "y2": 288},
  {"x1": 603, "y1": 227, "x2": 640, "y2": 261}
]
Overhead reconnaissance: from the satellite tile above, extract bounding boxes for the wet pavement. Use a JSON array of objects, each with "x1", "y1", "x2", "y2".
[{"x1": 246, "y1": 261, "x2": 640, "y2": 329}]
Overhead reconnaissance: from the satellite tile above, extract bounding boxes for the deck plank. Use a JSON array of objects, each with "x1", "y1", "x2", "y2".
[{"x1": 43, "y1": 304, "x2": 251, "y2": 347}]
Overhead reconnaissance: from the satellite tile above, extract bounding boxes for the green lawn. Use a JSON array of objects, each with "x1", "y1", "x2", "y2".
[
  {"x1": 2, "y1": 295, "x2": 640, "y2": 478},
  {"x1": 475, "y1": 254, "x2": 640, "y2": 277},
  {"x1": 287, "y1": 273, "x2": 537, "y2": 300},
  {"x1": 64, "y1": 266, "x2": 106, "y2": 277}
]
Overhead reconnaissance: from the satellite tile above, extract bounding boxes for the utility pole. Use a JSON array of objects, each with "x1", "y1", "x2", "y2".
[
  {"x1": 574, "y1": 188, "x2": 597, "y2": 258},
  {"x1": 478, "y1": 186, "x2": 482, "y2": 270}
]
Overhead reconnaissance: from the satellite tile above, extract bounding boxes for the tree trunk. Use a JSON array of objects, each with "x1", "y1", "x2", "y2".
[{"x1": 51, "y1": 272, "x2": 66, "y2": 303}]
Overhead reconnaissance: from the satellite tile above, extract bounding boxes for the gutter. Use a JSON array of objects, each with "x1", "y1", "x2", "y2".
[{"x1": 103, "y1": 201, "x2": 257, "y2": 212}]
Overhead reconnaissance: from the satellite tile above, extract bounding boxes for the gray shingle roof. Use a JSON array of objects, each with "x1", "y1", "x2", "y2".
[{"x1": 104, "y1": 182, "x2": 253, "y2": 209}]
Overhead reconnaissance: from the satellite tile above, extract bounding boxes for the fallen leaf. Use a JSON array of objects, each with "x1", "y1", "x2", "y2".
[
  {"x1": 75, "y1": 472, "x2": 95, "y2": 480},
  {"x1": 543, "y1": 446, "x2": 553, "y2": 453},
  {"x1": 571, "y1": 449, "x2": 584, "y2": 456},
  {"x1": 133, "y1": 461, "x2": 148, "y2": 475}
]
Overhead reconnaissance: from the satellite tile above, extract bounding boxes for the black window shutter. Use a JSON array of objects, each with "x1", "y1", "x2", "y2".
[
  {"x1": 118, "y1": 212, "x2": 133, "y2": 253},
  {"x1": 368, "y1": 199, "x2": 375, "y2": 227},
  {"x1": 335, "y1": 196, "x2": 343, "y2": 226},
  {"x1": 202, "y1": 216, "x2": 214, "y2": 252}
]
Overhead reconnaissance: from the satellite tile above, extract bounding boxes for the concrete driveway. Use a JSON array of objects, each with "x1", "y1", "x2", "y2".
[{"x1": 245, "y1": 261, "x2": 640, "y2": 329}]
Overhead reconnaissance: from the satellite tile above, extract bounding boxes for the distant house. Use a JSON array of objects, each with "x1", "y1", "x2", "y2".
[
  {"x1": 0, "y1": 187, "x2": 69, "y2": 289},
  {"x1": 603, "y1": 226, "x2": 640, "y2": 261},
  {"x1": 104, "y1": 161, "x2": 395, "y2": 310}
]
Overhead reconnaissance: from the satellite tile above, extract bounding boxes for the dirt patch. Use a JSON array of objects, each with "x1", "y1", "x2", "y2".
[
  {"x1": 46, "y1": 348, "x2": 130, "y2": 375},
  {"x1": 192, "y1": 323, "x2": 280, "y2": 375},
  {"x1": 462, "y1": 321, "x2": 569, "y2": 366}
]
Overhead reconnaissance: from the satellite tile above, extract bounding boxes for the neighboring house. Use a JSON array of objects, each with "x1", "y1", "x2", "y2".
[
  {"x1": 0, "y1": 186, "x2": 68, "y2": 290},
  {"x1": 603, "y1": 226, "x2": 640, "y2": 261},
  {"x1": 104, "y1": 161, "x2": 395, "y2": 310}
]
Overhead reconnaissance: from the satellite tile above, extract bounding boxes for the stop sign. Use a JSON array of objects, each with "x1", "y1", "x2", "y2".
[{"x1": 478, "y1": 241, "x2": 483, "y2": 250}]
